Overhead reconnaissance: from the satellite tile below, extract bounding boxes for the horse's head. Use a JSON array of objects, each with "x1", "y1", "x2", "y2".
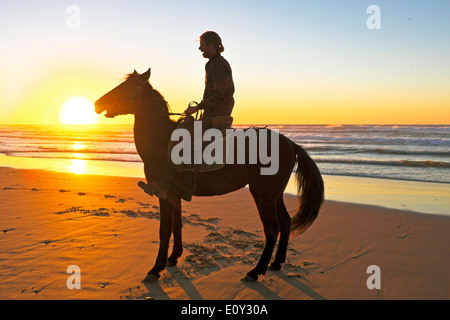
[{"x1": 95, "y1": 68, "x2": 159, "y2": 118}]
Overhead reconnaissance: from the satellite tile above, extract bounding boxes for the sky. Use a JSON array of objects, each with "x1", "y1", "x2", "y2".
[{"x1": 0, "y1": 0, "x2": 449, "y2": 125}]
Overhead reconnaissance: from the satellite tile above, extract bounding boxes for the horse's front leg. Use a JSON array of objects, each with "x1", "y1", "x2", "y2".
[
  {"x1": 168, "y1": 196, "x2": 183, "y2": 266},
  {"x1": 143, "y1": 197, "x2": 175, "y2": 282}
]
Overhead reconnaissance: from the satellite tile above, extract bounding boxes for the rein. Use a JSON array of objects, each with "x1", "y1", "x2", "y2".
[
  {"x1": 113, "y1": 77, "x2": 186, "y2": 117},
  {"x1": 135, "y1": 111, "x2": 186, "y2": 116},
  {"x1": 108, "y1": 75, "x2": 202, "y2": 118}
]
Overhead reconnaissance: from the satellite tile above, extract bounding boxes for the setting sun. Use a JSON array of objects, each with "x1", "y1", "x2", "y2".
[{"x1": 59, "y1": 96, "x2": 98, "y2": 125}]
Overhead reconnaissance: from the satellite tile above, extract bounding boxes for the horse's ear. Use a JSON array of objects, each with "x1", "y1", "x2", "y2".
[
  {"x1": 141, "y1": 68, "x2": 151, "y2": 81},
  {"x1": 133, "y1": 69, "x2": 138, "y2": 75}
]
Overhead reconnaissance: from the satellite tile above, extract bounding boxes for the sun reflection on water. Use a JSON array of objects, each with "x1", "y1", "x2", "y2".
[
  {"x1": 72, "y1": 142, "x2": 85, "y2": 151},
  {"x1": 68, "y1": 159, "x2": 86, "y2": 174}
]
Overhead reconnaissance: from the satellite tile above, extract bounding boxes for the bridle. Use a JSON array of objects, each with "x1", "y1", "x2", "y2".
[{"x1": 110, "y1": 76, "x2": 185, "y2": 117}]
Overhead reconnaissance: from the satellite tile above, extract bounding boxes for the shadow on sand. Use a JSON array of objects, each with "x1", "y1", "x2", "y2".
[
  {"x1": 242, "y1": 270, "x2": 325, "y2": 300},
  {"x1": 141, "y1": 266, "x2": 204, "y2": 300},
  {"x1": 141, "y1": 266, "x2": 325, "y2": 300}
]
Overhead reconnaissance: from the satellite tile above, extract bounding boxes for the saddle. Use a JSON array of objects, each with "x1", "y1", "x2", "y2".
[{"x1": 168, "y1": 116, "x2": 233, "y2": 173}]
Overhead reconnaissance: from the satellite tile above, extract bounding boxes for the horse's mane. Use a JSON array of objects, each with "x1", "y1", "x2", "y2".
[{"x1": 124, "y1": 72, "x2": 171, "y2": 113}]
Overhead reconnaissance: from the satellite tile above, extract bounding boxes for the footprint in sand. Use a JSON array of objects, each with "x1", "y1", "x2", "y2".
[
  {"x1": 179, "y1": 225, "x2": 266, "y2": 277},
  {"x1": 301, "y1": 261, "x2": 317, "y2": 267},
  {"x1": 120, "y1": 286, "x2": 152, "y2": 300},
  {"x1": 399, "y1": 232, "x2": 414, "y2": 239},
  {"x1": 2, "y1": 228, "x2": 16, "y2": 235},
  {"x1": 352, "y1": 249, "x2": 375, "y2": 259},
  {"x1": 41, "y1": 239, "x2": 58, "y2": 245},
  {"x1": 99, "y1": 282, "x2": 112, "y2": 289},
  {"x1": 54, "y1": 206, "x2": 110, "y2": 216},
  {"x1": 137, "y1": 202, "x2": 150, "y2": 207},
  {"x1": 21, "y1": 283, "x2": 52, "y2": 295}
]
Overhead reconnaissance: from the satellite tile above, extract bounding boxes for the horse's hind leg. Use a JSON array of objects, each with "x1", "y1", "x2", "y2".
[
  {"x1": 269, "y1": 196, "x2": 291, "y2": 271},
  {"x1": 243, "y1": 196, "x2": 279, "y2": 282},
  {"x1": 144, "y1": 197, "x2": 175, "y2": 282},
  {"x1": 168, "y1": 197, "x2": 183, "y2": 266}
]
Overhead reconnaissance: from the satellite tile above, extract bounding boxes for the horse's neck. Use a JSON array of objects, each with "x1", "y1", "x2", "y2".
[{"x1": 133, "y1": 114, "x2": 174, "y2": 178}]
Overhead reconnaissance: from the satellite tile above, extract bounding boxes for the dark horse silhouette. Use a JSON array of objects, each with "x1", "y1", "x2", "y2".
[{"x1": 95, "y1": 68, "x2": 324, "y2": 282}]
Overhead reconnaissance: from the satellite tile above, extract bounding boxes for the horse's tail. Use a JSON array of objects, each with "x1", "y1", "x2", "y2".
[{"x1": 290, "y1": 141, "x2": 324, "y2": 236}]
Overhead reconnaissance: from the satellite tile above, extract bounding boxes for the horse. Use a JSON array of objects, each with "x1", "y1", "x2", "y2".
[{"x1": 94, "y1": 68, "x2": 324, "y2": 282}]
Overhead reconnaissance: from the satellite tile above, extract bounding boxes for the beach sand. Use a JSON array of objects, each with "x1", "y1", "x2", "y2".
[{"x1": 0, "y1": 167, "x2": 448, "y2": 300}]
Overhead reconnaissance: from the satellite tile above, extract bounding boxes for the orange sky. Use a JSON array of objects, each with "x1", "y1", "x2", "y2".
[{"x1": 1, "y1": 1, "x2": 449, "y2": 125}]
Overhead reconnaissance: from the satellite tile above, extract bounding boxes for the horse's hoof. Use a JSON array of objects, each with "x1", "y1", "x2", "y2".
[
  {"x1": 241, "y1": 274, "x2": 258, "y2": 282},
  {"x1": 167, "y1": 260, "x2": 177, "y2": 267},
  {"x1": 142, "y1": 273, "x2": 160, "y2": 283},
  {"x1": 268, "y1": 263, "x2": 281, "y2": 271}
]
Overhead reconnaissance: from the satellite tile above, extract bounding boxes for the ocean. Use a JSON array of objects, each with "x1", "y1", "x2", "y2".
[{"x1": 1, "y1": 124, "x2": 449, "y2": 184}]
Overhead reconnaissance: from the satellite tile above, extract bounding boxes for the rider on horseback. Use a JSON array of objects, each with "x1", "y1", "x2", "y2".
[{"x1": 139, "y1": 31, "x2": 235, "y2": 201}]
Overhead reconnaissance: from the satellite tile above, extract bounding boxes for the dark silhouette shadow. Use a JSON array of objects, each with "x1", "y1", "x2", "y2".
[
  {"x1": 241, "y1": 279, "x2": 283, "y2": 300},
  {"x1": 166, "y1": 266, "x2": 204, "y2": 300},
  {"x1": 272, "y1": 271, "x2": 326, "y2": 300},
  {"x1": 141, "y1": 279, "x2": 171, "y2": 300}
]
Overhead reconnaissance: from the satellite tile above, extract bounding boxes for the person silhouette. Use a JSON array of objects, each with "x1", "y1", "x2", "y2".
[
  {"x1": 185, "y1": 31, "x2": 235, "y2": 121},
  {"x1": 139, "y1": 31, "x2": 235, "y2": 201}
]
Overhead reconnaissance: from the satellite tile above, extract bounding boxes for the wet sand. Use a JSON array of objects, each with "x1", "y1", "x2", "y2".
[{"x1": 0, "y1": 167, "x2": 448, "y2": 299}]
